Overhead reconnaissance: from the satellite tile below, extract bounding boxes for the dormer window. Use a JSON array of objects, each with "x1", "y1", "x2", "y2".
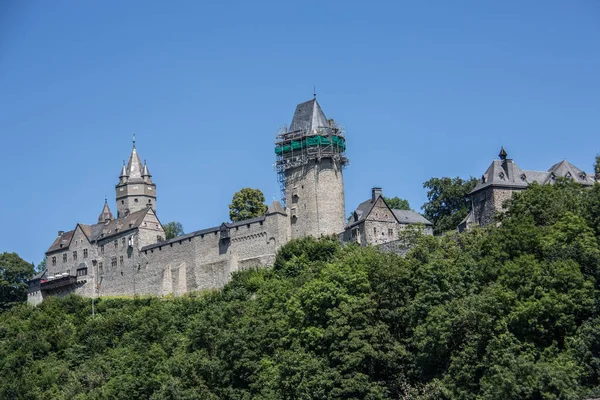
[
  {"x1": 481, "y1": 175, "x2": 487, "y2": 183},
  {"x1": 580, "y1": 172, "x2": 587, "y2": 180},
  {"x1": 566, "y1": 172, "x2": 572, "y2": 179},
  {"x1": 520, "y1": 173, "x2": 527, "y2": 181},
  {"x1": 498, "y1": 171, "x2": 505, "y2": 179}
]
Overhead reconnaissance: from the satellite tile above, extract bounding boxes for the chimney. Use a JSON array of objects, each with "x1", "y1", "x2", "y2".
[
  {"x1": 372, "y1": 187, "x2": 383, "y2": 202},
  {"x1": 58, "y1": 231, "x2": 64, "y2": 236}
]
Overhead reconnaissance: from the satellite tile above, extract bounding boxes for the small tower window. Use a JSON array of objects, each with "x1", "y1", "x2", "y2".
[
  {"x1": 52, "y1": 256, "x2": 56, "y2": 266},
  {"x1": 83, "y1": 249, "x2": 88, "y2": 258},
  {"x1": 100, "y1": 245, "x2": 104, "y2": 254},
  {"x1": 119, "y1": 256, "x2": 124, "y2": 266},
  {"x1": 73, "y1": 251, "x2": 77, "y2": 261},
  {"x1": 63, "y1": 254, "x2": 67, "y2": 263},
  {"x1": 134, "y1": 198, "x2": 138, "y2": 203}
]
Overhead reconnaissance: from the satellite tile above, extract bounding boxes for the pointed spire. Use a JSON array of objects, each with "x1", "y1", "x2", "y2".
[
  {"x1": 289, "y1": 98, "x2": 330, "y2": 133},
  {"x1": 499, "y1": 146, "x2": 508, "y2": 161},
  {"x1": 142, "y1": 159, "x2": 152, "y2": 183},
  {"x1": 98, "y1": 199, "x2": 114, "y2": 223},
  {"x1": 126, "y1": 143, "x2": 144, "y2": 181}
]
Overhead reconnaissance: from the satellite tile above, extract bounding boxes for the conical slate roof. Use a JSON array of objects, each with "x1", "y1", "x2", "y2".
[
  {"x1": 98, "y1": 200, "x2": 114, "y2": 223},
  {"x1": 289, "y1": 99, "x2": 330, "y2": 133},
  {"x1": 126, "y1": 145, "x2": 145, "y2": 182},
  {"x1": 142, "y1": 162, "x2": 151, "y2": 177}
]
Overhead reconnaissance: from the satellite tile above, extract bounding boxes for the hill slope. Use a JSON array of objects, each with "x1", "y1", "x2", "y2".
[{"x1": 2, "y1": 180, "x2": 600, "y2": 400}]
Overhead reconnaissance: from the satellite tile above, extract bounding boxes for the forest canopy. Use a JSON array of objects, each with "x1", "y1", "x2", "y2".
[{"x1": 1, "y1": 179, "x2": 600, "y2": 399}]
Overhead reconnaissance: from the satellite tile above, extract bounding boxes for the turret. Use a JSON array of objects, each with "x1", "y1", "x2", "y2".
[
  {"x1": 115, "y1": 137, "x2": 157, "y2": 218},
  {"x1": 119, "y1": 161, "x2": 128, "y2": 184},
  {"x1": 98, "y1": 198, "x2": 114, "y2": 223},
  {"x1": 274, "y1": 96, "x2": 348, "y2": 239},
  {"x1": 142, "y1": 160, "x2": 152, "y2": 184}
]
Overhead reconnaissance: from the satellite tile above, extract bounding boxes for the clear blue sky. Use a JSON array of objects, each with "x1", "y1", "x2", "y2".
[{"x1": 1, "y1": 1, "x2": 599, "y2": 265}]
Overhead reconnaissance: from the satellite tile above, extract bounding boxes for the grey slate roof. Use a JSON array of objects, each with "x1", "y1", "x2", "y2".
[
  {"x1": 141, "y1": 216, "x2": 267, "y2": 251},
  {"x1": 30, "y1": 268, "x2": 48, "y2": 280},
  {"x1": 47, "y1": 230, "x2": 75, "y2": 253},
  {"x1": 98, "y1": 201, "x2": 114, "y2": 223},
  {"x1": 266, "y1": 200, "x2": 285, "y2": 215},
  {"x1": 94, "y1": 208, "x2": 152, "y2": 242},
  {"x1": 289, "y1": 99, "x2": 331, "y2": 134},
  {"x1": 470, "y1": 157, "x2": 595, "y2": 195},
  {"x1": 392, "y1": 210, "x2": 433, "y2": 226},
  {"x1": 46, "y1": 208, "x2": 153, "y2": 254},
  {"x1": 126, "y1": 146, "x2": 145, "y2": 183},
  {"x1": 346, "y1": 195, "x2": 433, "y2": 228}
]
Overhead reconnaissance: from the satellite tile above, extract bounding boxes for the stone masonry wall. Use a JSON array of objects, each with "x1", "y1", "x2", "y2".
[
  {"x1": 286, "y1": 158, "x2": 345, "y2": 240},
  {"x1": 363, "y1": 197, "x2": 399, "y2": 245}
]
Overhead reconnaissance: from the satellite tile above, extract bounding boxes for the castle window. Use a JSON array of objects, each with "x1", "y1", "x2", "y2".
[
  {"x1": 119, "y1": 256, "x2": 124, "y2": 266},
  {"x1": 291, "y1": 215, "x2": 297, "y2": 224},
  {"x1": 134, "y1": 198, "x2": 138, "y2": 203},
  {"x1": 76, "y1": 267, "x2": 87, "y2": 277},
  {"x1": 122, "y1": 238, "x2": 126, "y2": 247},
  {"x1": 111, "y1": 257, "x2": 117, "y2": 268},
  {"x1": 121, "y1": 200, "x2": 124, "y2": 204},
  {"x1": 63, "y1": 254, "x2": 67, "y2": 263},
  {"x1": 83, "y1": 249, "x2": 88, "y2": 258},
  {"x1": 51, "y1": 256, "x2": 56, "y2": 266},
  {"x1": 98, "y1": 262, "x2": 103, "y2": 274},
  {"x1": 373, "y1": 227, "x2": 377, "y2": 235},
  {"x1": 73, "y1": 251, "x2": 77, "y2": 261},
  {"x1": 100, "y1": 245, "x2": 104, "y2": 254},
  {"x1": 388, "y1": 228, "x2": 393, "y2": 236},
  {"x1": 114, "y1": 240, "x2": 118, "y2": 248}
]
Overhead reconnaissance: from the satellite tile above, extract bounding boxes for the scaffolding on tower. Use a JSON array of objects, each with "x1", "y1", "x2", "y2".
[{"x1": 274, "y1": 118, "x2": 349, "y2": 207}]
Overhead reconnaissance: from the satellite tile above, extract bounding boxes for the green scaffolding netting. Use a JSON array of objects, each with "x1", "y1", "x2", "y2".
[{"x1": 275, "y1": 135, "x2": 346, "y2": 155}]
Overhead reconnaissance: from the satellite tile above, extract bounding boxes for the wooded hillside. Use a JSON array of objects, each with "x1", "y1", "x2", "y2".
[{"x1": 2, "y1": 180, "x2": 600, "y2": 399}]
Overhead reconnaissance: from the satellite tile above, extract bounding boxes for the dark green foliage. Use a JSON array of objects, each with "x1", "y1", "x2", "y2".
[
  {"x1": 162, "y1": 221, "x2": 184, "y2": 240},
  {"x1": 229, "y1": 188, "x2": 268, "y2": 222},
  {"x1": 384, "y1": 196, "x2": 411, "y2": 210},
  {"x1": 422, "y1": 176, "x2": 477, "y2": 234},
  {"x1": 0, "y1": 252, "x2": 35, "y2": 312},
  {"x1": 2, "y1": 181, "x2": 600, "y2": 399}
]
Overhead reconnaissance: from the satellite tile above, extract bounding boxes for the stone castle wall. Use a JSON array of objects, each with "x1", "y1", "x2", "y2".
[
  {"x1": 472, "y1": 187, "x2": 519, "y2": 226},
  {"x1": 48, "y1": 212, "x2": 290, "y2": 300}
]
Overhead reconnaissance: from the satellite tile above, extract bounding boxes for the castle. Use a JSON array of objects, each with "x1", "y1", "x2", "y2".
[
  {"x1": 27, "y1": 98, "x2": 432, "y2": 305},
  {"x1": 460, "y1": 147, "x2": 596, "y2": 231}
]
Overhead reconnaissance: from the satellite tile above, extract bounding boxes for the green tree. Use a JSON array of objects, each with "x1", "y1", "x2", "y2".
[
  {"x1": 162, "y1": 221, "x2": 184, "y2": 240},
  {"x1": 0, "y1": 252, "x2": 35, "y2": 311},
  {"x1": 229, "y1": 188, "x2": 268, "y2": 222},
  {"x1": 422, "y1": 176, "x2": 477, "y2": 234},
  {"x1": 594, "y1": 154, "x2": 600, "y2": 179},
  {"x1": 36, "y1": 258, "x2": 46, "y2": 273},
  {"x1": 384, "y1": 196, "x2": 411, "y2": 210}
]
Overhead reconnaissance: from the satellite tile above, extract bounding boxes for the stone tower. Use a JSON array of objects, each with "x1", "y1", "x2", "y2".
[
  {"x1": 275, "y1": 97, "x2": 348, "y2": 239},
  {"x1": 115, "y1": 140, "x2": 156, "y2": 218}
]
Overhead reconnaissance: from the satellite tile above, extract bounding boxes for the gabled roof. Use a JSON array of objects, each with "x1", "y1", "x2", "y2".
[
  {"x1": 346, "y1": 194, "x2": 433, "y2": 229},
  {"x1": 289, "y1": 99, "x2": 331, "y2": 134},
  {"x1": 392, "y1": 210, "x2": 433, "y2": 226},
  {"x1": 47, "y1": 230, "x2": 75, "y2": 254},
  {"x1": 93, "y1": 207, "x2": 154, "y2": 242}
]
